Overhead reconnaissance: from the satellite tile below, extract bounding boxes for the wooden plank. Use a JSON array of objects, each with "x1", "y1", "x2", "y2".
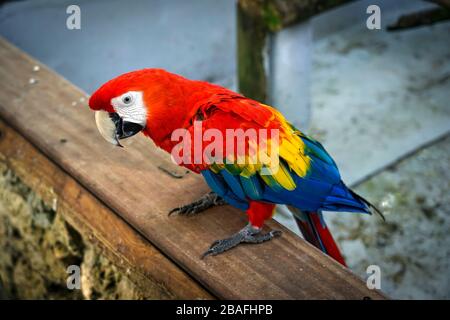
[
  {"x1": 0, "y1": 119, "x2": 213, "y2": 300},
  {"x1": 0, "y1": 37, "x2": 386, "y2": 299}
]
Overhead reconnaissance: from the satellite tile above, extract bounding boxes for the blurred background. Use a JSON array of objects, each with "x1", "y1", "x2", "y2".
[{"x1": 0, "y1": 0, "x2": 449, "y2": 299}]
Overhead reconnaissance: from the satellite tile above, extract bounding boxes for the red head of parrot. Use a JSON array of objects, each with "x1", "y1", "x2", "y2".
[{"x1": 88, "y1": 68, "x2": 223, "y2": 149}]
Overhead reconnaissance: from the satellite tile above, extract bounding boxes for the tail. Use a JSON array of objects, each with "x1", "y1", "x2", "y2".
[
  {"x1": 288, "y1": 206, "x2": 347, "y2": 266},
  {"x1": 323, "y1": 181, "x2": 385, "y2": 221},
  {"x1": 348, "y1": 188, "x2": 385, "y2": 221}
]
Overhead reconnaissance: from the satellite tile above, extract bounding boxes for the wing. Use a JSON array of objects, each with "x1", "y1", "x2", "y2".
[
  {"x1": 196, "y1": 96, "x2": 312, "y2": 178},
  {"x1": 185, "y1": 96, "x2": 347, "y2": 211}
]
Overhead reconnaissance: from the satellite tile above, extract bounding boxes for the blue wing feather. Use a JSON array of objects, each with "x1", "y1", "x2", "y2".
[
  {"x1": 200, "y1": 133, "x2": 369, "y2": 214},
  {"x1": 220, "y1": 169, "x2": 247, "y2": 200},
  {"x1": 240, "y1": 175, "x2": 264, "y2": 200},
  {"x1": 201, "y1": 170, "x2": 249, "y2": 210}
]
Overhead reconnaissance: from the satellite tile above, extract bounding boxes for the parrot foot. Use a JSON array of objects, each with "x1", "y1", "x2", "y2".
[
  {"x1": 168, "y1": 192, "x2": 226, "y2": 216},
  {"x1": 201, "y1": 224, "x2": 282, "y2": 259}
]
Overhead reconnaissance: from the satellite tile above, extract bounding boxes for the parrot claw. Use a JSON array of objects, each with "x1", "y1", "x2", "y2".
[
  {"x1": 201, "y1": 224, "x2": 282, "y2": 259},
  {"x1": 168, "y1": 192, "x2": 226, "y2": 216}
]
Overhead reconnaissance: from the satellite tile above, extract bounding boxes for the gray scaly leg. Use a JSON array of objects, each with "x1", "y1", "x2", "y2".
[
  {"x1": 201, "y1": 224, "x2": 282, "y2": 258},
  {"x1": 168, "y1": 192, "x2": 226, "y2": 216}
]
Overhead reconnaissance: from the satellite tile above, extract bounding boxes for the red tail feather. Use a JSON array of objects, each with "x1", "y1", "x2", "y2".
[
  {"x1": 309, "y1": 213, "x2": 347, "y2": 266},
  {"x1": 292, "y1": 208, "x2": 346, "y2": 266}
]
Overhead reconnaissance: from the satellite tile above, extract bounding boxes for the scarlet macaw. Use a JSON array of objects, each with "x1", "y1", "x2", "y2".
[{"x1": 89, "y1": 69, "x2": 382, "y2": 265}]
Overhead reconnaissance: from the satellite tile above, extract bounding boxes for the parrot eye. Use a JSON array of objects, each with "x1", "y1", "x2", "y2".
[{"x1": 122, "y1": 94, "x2": 133, "y2": 105}]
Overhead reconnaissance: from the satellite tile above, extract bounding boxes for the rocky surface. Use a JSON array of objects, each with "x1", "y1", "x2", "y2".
[
  {"x1": 0, "y1": 159, "x2": 146, "y2": 299},
  {"x1": 327, "y1": 136, "x2": 450, "y2": 299}
]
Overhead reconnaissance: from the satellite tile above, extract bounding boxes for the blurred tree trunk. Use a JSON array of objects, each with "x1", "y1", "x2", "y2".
[{"x1": 237, "y1": 0, "x2": 355, "y2": 102}]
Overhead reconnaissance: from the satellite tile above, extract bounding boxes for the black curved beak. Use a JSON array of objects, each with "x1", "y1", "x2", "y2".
[{"x1": 109, "y1": 112, "x2": 144, "y2": 140}]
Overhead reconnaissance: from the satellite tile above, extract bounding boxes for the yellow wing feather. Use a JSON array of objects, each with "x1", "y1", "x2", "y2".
[{"x1": 207, "y1": 102, "x2": 310, "y2": 191}]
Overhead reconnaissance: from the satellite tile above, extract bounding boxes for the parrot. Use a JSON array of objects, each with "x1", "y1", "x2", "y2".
[{"x1": 88, "y1": 68, "x2": 383, "y2": 265}]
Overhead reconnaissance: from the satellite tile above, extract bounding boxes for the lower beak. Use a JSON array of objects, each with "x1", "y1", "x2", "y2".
[{"x1": 95, "y1": 111, "x2": 144, "y2": 147}]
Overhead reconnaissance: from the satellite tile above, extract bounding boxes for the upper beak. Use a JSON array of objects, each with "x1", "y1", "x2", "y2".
[{"x1": 95, "y1": 110, "x2": 144, "y2": 147}]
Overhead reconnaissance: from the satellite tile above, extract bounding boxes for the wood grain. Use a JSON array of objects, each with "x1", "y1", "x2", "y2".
[{"x1": 0, "y1": 37, "x2": 386, "y2": 299}]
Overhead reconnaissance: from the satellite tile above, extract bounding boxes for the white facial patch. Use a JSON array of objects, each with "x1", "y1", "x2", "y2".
[{"x1": 111, "y1": 91, "x2": 147, "y2": 127}]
